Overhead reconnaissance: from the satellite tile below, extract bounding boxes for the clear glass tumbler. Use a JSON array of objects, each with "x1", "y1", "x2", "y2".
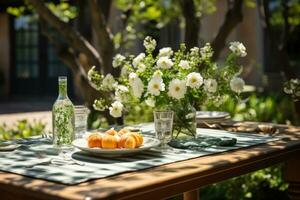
[
  {"x1": 153, "y1": 110, "x2": 174, "y2": 149},
  {"x1": 74, "y1": 105, "x2": 89, "y2": 139}
]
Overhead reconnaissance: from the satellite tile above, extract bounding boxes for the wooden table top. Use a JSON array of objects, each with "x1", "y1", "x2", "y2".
[{"x1": 0, "y1": 123, "x2": 299, "y2": 200}]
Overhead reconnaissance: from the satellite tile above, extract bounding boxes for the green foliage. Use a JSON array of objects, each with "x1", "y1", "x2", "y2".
[
  {"x1": 113, "y1": 0, "x2": 217, "y2": 50},
  {"x1": 6, "y1": 1, "x2": 77, "y2": 22},
  {"x1": 244, "y1": 0, "x2": 256, "y2": 8},
  {"x1": 0, "y1": 120, "x2": 45, "y2": 140},
  {"x1": 47, "y1": 2, "x2": 77, "y2": 22},
  {"x1": 270, "y1": 0, "x2": 300, "y2": 26},
  {"x1": 6, "y1": 6, "x2": 26, "y2": 16},
  {"x1": 124, "y1": 103, "x2": 154, "y2": 124},
  {"x1": 203, "y1": 93, "x2": 297, "y2": 124},
  {"x1": 201, "y1": 164, "x2": 288, "y2": 200},
  {"x1": 88, "y1": 111, "x2": 109, "y2": 130}
]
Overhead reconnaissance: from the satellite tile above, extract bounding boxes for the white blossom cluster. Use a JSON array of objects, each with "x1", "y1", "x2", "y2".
[
  {"x1": 112, "y1": 54, "x2": 125, "y2": 68},
  {"x1": 88, "y1": 36, "x2": 247, "y2": 118},
  {"x1": 143, "y1": 36, "x2": 157, "y2": 52},
  {"x1": 229, "y1": 41, "x2": 247, "y2": 57},
  {"x1": 284, "y1": 78, "x2": 300, "y2": 101}
]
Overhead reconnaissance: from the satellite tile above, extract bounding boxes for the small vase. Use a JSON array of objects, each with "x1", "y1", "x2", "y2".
[
  {"x1": 52, "y1": 76, "x2": 75, "y2": 147},
  {"x1": 172, "y1": 103, "x2": 197, "y2": 139}
]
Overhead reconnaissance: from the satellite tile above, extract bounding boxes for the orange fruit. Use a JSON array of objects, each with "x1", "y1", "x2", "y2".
[
  {"x1": 118, "y1": 134, "x2": 128, "y2": 148},
  {"x1": 123, "y1": 135, "x2": 137, "y2": 149},
  {"x1": 135, "y1": 133, "x2": 144, "y2": 147},
  {"x1": 118, "y1": 128, "x2": 130, "y2": 135},
  {"x1": 87, "y1": 134, "x2": 102, "y2": 148},
  {"x1": 106, "y1": 129, "x2": 118, "y2": 136},
  {"x1": 127, "y1": 132, "x2": 141, "y2": 147},
  {"x1": 101, "y1": 134, "x2": 118, "y2": 149},
  {"x1": 114, "y1": 135, "x2": 122, "y2": 148}
]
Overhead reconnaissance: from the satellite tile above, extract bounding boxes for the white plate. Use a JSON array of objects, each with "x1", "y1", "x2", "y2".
[
  {"x1": 72, "y1": 136, "x2": 160, "y2": 157},
  {"x1": 196, "y1": 111, "x2": 230, "y2": 120},
  {"x1": 0, "y1": 144, "x2": 20, "y2": 151}
]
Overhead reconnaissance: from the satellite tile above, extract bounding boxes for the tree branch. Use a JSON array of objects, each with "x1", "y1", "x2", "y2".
[
  {"x1": 40, "y1": 20, "x2": 103, "y2": 107},
  {"x1": 88, "y1": 0, "x2": 114, "y2": 74},
  {"x1": 211, "y1": 0, "x2": 243, "y2": 60},
  {"x1": 280, "y1": 0, "x2": 290, "y2": 49},
  {"x1": 27, "y1": 0, "x2": 103, "y2": 69},
  {"x1": 179, "y1": 0, "x2": 200, "y2": 49},
  {"x1": 39, "y1": 19, "x2": 79, "y2": 74}
]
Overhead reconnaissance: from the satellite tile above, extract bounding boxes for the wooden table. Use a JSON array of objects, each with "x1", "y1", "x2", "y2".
[{"x1": 0, "y1": 123, "x2": 299, "y2": 200}]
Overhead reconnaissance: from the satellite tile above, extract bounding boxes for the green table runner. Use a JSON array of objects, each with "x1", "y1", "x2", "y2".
[{"x1": 0, "y1": 123, "x2": 282, "y2": 185}]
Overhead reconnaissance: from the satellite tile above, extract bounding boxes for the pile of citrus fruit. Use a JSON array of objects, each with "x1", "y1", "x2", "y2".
[{"x1": 87, "y1": 128, "x2": 143, "y2": 149}]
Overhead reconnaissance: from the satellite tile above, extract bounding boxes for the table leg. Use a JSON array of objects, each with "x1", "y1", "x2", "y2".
[
  {"x1": 283, "y1": 157, "x2": 300, "y2": 200},
  {"x1": 183, "y1": 189, "x2": 199, "y2": 200}
]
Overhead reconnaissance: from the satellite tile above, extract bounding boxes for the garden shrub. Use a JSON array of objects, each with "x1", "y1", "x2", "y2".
[{"x1": 0, "y1": 120, "x2": 45, "y2": 140}]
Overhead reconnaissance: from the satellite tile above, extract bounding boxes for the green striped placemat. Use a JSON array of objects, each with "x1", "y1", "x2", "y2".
[{"x1": 0, "y1": 124, "x2": 281, "y2": 185}]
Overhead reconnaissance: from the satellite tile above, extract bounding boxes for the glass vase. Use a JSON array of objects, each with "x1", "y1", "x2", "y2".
[
  {"x1": 52, "y1": 76, "x2": 75, "y2": 147},
  {"x1": 172, "y1": 103, "x2": 197, "y2": 139}
]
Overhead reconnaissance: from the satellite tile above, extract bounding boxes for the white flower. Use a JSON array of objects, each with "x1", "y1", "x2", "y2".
[
  {"x1": 109, "y1": 101, "x2": 123, "y2": 118},
  {"x1": 117, "y1": 85, "x2": 129, "y2": 93},
  {"x1": 204, "y1": 79, "x2": 218, "y2": 93},
  {"x1": 157, "y1": 56, "x2": 173, "y2": 69},
  {"x1": 115, "y1": 85, "x2": 129, "y2": 102},
  {"x1": 147, "y1": 77, "x2": 165, "y2": 96},
  {"x1": 131, "y1": 79, "x2": 144, "y2": 99},
  {"x1": 129, "y1": 72, "x2": 138, "y2": 85},
  {"x1": 112, "y1": 54, "x2": 125, "y2": 68},
  {"x1": 153, "y1": 70, "x2": 163, "y2": 78},
  {"x1": 291, "y1": 78, "x2": 300, "y2": 85},
  {"x1": 168, "y1": 79, "x2": 187, "y2": 100},
  {"x1": 132, "y1": 53, "x2": 145, "y2": 68},
  {"x1": 145, "y1": 97, "x2": 155, "y2": 107},
  {"x1": 283, "y1": 87, "x2": 292, "y2": 94},
  {"x1": 230, "y1": 77, "x2": 245, "y2": 93},
  {"x1": 178, "y1": 60, "x2": 191, "y2": 69},
  {"x1": 128, "y1": 73, "x2": 144, "y2": 98},
  {"x1": 137, "y1": 63, "x2": 146, "y2": 73},
  {"x1": 200, "y1": 43, "x2": 213, "y2": 58},
  {"x1": 186, "y1": 72, "x2": 203, "y2": 89},
  {"x1": 190, "y1": 47, "x2": 199, "y2": 56},
  {"x1": 158, "y1": 47, "x2": 173, "y2": 57},
  {"x1": 229, "y1": 41, "x2": 247, "y2": 57},
  {"x1": 102, "y1": 73, "x2": 116, "y2": 90},
  {"x1": 143, "y1": 36, "x2": 157, "y2": 52},
  {"x1": 120, "y1": 65, "x2": 132, "y2": 77}
]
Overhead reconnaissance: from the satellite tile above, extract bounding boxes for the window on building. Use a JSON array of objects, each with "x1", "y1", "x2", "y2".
[{"x1": 12, "y1": 14, "x2": 72, "y2": 96}]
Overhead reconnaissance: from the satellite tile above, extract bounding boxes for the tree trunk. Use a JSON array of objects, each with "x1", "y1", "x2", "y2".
[
  {"x1": 180, "y1": 0, "x2": 200, "y2": 49},
  {"x1": 212, "y1": 0, "x2": 243, "y2": 60},
  {"x1": 88, "y1": 0, "x2": 114, "y2": 74}
]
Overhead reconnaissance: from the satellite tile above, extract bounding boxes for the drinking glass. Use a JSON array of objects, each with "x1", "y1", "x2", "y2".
[
  {"x1": 154, "y1": 110, "x2": 174, "y2": 150},
  {"x1": 74, "y1": 105, "x2": 89, "y2": 139}
]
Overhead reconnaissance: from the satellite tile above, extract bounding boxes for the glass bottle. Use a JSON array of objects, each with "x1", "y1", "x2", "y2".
[{"x1": 52, "y1": 76, "x2": 75, "y2": 147}]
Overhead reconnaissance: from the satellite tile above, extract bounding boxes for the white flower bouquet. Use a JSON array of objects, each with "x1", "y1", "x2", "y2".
[{"x1": 88, "y1": 36, "x2": 246, "y2": 137}]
